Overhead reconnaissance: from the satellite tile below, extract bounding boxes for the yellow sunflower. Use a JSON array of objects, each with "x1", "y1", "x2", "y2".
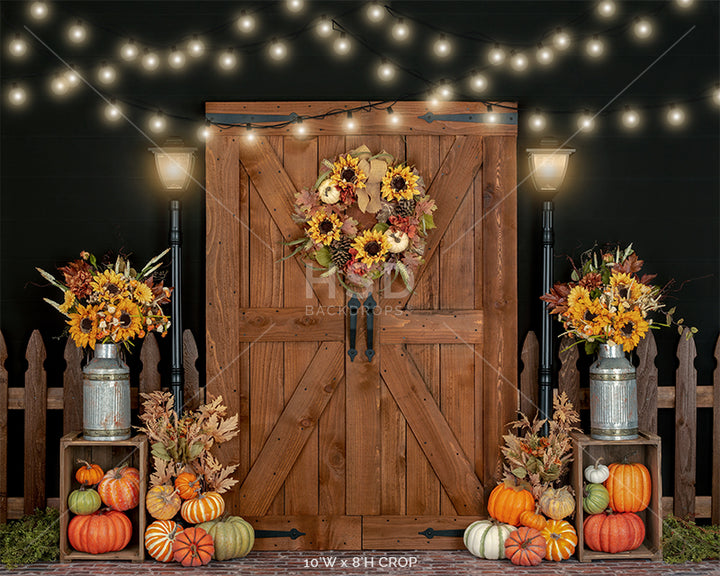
[
  {"x1": 58, "y1": 290, "x2": 76, "y2": 313},
  {"x1": 566, "y1": 285, "x2": 590, "y2": 315},
  {"x1": 331, "y1": 154, "x2": 367, "y2": 189},
  {"x1": 91, "y1": 269, "x2": 130, "y2": 302},
  {"x1": 352, "y1": 229, "x2": 390, "y2": 267},
  {"x1": 132, "y1": 281, "x2": 154, "y2": 305},
  {"x1": 609, "y1": 272, "x2": 642, "y2": 308},
  {"x1": 67, "y1": 304, "x2": 99, "y2": 349},
  {"x1": 109, "y1": 299, "x2": 143, "y2": 342},
  {"x1": 381, "y1": 164, "x2": 420, "y2": 201},
  {"x1": 576, "y1": 298, "x2": 612, "y2": 337},
  {"x1": 307, "y1": 211, "x2": 343, "y2": 245},
  {"x1": 612, "y1": 308, "x2": 650, "y2": 352}
]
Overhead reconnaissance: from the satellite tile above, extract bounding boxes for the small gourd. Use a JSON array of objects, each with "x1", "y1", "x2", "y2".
[
  {"x1": 584, "y1": 457, "x2": 610, "y2": 484},
  {"x1": 67, "y1": 486, "x2": 102, "y2": 515},
  {"x1": 463, "y1": 520, "x2": 515, "y2": 560},
  {"x1": 318, "y1": 179, "x2": 341, "y2": 204},
  {"x1": 583, "y1": 483, "x2": 610, "y2": 515},
  {"x1": 75, "y1": 460, "x2": 104, "y2": 486},
  {"x1": 385, "y1": 230, "x2": 409, "y2": 253},
  {"x1": 539, "y1": 486, "x2": 575, "y2": 520}
]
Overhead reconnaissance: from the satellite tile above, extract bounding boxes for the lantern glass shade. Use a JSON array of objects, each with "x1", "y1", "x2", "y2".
[
  {"x1": 149, "y1": 142, "x2": 197, "y2": 191},
  {"x1": 526, "y1": 147, "x2": 575, "y2": 192}
]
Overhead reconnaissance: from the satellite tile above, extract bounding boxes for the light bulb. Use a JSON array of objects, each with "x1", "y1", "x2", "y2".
[
  {"x1": 486, "y1": 112, "x2": 498, "y2": 124},
  {"x1": 142, "y1": 49, "x2": 160, "y2": 71},
  {"x1": 666, "y1": 104, "x2": 686, "y2": 126},
  {"x1": 597, "y1": 0, "x2": 616, "y2": 18},
  {"x1": 510, "y1": 51, "x2": 528, "y2": 72},
  {"x1": 488, "y1": 44, "x2": 505, "y2": 66},
  {"x1": 427, "y1": 93, "x2": 440, "y2": 108},
  {"x1": 675, "y1": 0, "x2": 694, "y2": 7},
  {"x1": 98, "y1": 62, "x2": 117, "y2": 85},
  {"x1": 8, "y1": 84, "x2": 27, "y2": 106},
  {"x1": 245, "y1": 126, "x2": 256, "y2": 141},
  {"x1": 377, "y1": 59, "x2": 395, "y2": 82},
  {"x1": 237, "y1": 10, "x2": 256, "y2": 33},
  {"x1": 104, "y1": 101, "x2": 122, "y2": 122},
  {"x1": 713, "y1": 85, "x2": 720, "y2": 106},
  {"x1": 188, "y1": 36, "x2": 205, "y2": 58},
  {"x1": 149, "y1": 112, "x2": 166, "y2": 133},
  {"x1": 586, "y1": 35, "x2": 605, "y2": 58},
  {"x1": 65, "y1": 69, "x2": 81, "y2": 88},
  {"x1": 168, "y1": 47, "x2": 186, "y2": 69},
  {"x1": 437, "y1": 80, "x2": 452, "y2": 100},
  {"x1": 367, "y1": 2, "x2": 384, "y2": 23},
  {"x1": 269, "y1": 39, "x2": 288, "y2": 61},
  {"x1": 553, "y1": 28, "x2": 571, "y2": 51},
  {"x1": 344, "y1": 112, "x2": 356, "y2": 131},
  {"x1": 294, "y1": 120, "x2": 306, "y2": 136},
  {"x1": 433, "y1": 34, "x2": 451, "y2": 58},
  {"x1": 392, "y1": 18, "x2": 409, "y2": 42},
  {"x1": 621, "y1": 107, "x2": 640, "y2": 129},
  {"x1": 219, "y1": 48, "x2": 237, "y2": 70},
  {"x1": 50, "y1": 74, "x2": 68, "y2": 96},
  {"x1": 29, "y1": 2, "x2": 48, "y2": 20},
  {"x1": 528, "y1": 110, "x2": 546, "y2": 131},
  {"x1": 68, "y1": 21, "x2": 88, "y2": 45},
  {"x1": 387, "y1": 107, "x2": 400, "y2": 125},
  {"x1": 120, "y1": 39, "x2": 139, "y2": 61},
  {"x1": 334, "y1": 33, "x2": 351, "y2": 55},
  {"x1": 316, "y1": 16, "x2": 333, "y2": 38},
  {"x1": 633, "y1": 17, "x2": 653, "y2": 40},
  {"x1": 469, "y1": 72, "x2": 488, "y2": 92},
  {"x1": 287, "y1": 0, "x2": 303, "y2": 13},
  {"x1": 9, "y1": 35, "x2": 28, "y2": 58},
  {"x1": 198, "y1": 124, "x2": 211, "y2": 141},
  {"x1": 577, "y1": 111, "x2": 595, "y2": 132},
  {"x1": 536, "y1": 43, "x2": 554, "y2": 65}
]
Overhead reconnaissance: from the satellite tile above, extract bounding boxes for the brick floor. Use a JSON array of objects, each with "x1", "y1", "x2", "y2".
[{"x1": 1, "y1": 552, "x2": 718, "y2": 576}]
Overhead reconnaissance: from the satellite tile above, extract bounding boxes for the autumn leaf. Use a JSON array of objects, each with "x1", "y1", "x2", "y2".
[{"x1": 612, "y1": 252, "x2": 644, "y2": 275}]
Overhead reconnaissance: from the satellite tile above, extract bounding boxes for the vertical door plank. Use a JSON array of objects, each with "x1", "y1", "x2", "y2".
[
  {"x1": 558, "y1": 335, "x2": 580, "y2": 413},
  {"x1": 519, "y1": 332, "x2": 539, "y2": 420},
  {"x1": 316, "y1": 135, "x2": 348, "y2": 516},
  {"x1": 283, "y1": 136, "x2": 319, "y2": 515},
  {"x1": 206, "y1": 134, "x2": 243, "y2": 513},
  {"x1": 62, "y1": 338, "x2": 83, "y2": 434},
  {"x1": 183, "y1": 330, "x2": 201, "y2": 411},
  {"x1": 481, "y1": 136, "x2": 517, "y2": 494},
  {"x1": 404, "y1": 135, "x2": 441, "y2": 515},
  {"x1": 24, "y1": 331, "x2": 47, "y2": 514},
  {"x1": 636, "y1": 331, "x2": 658, "y2": 434},
  {"x1": 674, "y1": 329, "x2": 696, "y2": 519},
  {"x1": 0, "y1": 331, "x2": 7, "y2": 522},
  {"x1": 713, "y1": 335, "x2": 720, "y2": 525}
]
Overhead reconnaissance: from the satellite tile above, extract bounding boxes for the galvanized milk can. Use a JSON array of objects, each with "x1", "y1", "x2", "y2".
[
  {"x1": 83, "y1": 342, "x2": 131, "y2": 440},
  {"x1": 589, "y1": 343, "x2": 638, "y2": 440}
]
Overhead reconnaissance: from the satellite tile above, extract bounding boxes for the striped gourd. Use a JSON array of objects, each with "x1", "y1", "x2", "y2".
[
  {"x1": 541, "y1": 519, "x2": 578, "y2": 561},
  {"x1": 145, "y1": 520, "x2": 184, "y2": 562},
  {"x1": 97, "y1": 466, "x2": 140, "y2": 511},
  {"x1": 198, "y1": 516, "x2": 255, "y2": 560},
  {"x1": 463, "y1": 520, "x2": 516, "y2": 560},
  {"x1": 181, "y1": 491, "x2": 225, "y2": 524}
]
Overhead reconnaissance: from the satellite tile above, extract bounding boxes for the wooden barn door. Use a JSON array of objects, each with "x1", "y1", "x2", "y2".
[{"x1": 205, "y1": 102, "x2": 517, "y2": 550}]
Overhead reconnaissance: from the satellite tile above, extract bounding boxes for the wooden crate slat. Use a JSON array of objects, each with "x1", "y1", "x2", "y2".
[
  {"x1": 713, "y1": 335, "x2": 720, "y2": 525},
  {"x1": 62, "y1": 339, "x2": 83, "y2": 435},
  {"x1": 674, "y1": 328, "x2": 697, "y2": 519},
  {"x1": 637, "y1": 331, "x2": 658, "y2": 434},
  {"x1": 24, "y1": 330, "x2": 47, "y2": 515},
  {"x1": 183, "y1": 329, "x2": 201, "y2": 412},
  {"x1": 558, "y1": 335, "x2": 580, "y2": 412},
  {"x1": 0, "y1": 331, "x2": 7, "y2": 523},
  {"x1": 519, "y1": 331, "x2": 539, "y2": 419}
]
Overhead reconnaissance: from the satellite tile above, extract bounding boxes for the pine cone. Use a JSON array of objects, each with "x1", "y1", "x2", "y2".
[
  {"x1": 330, "y1": 237, "x2": 353, "y2": 268},
  {"x1": 394, "y1": 198, "x2": 416, "y2": 218}
]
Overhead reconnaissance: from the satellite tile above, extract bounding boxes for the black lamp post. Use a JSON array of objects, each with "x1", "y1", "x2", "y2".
[
  {"x1": 527, "y1": 141, "x2": 574, "y2": 430},
  {"x1": 149, "y1": 139, "x2": 197, "y2": 416}
]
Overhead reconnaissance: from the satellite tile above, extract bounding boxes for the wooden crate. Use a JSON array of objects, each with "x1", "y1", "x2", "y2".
[
  {"x1": 59, "y1": 432, "x2": 147, "y2": 562},
  {"x1": 571, "y1": 431, "x2": 662, "y2": 562}
]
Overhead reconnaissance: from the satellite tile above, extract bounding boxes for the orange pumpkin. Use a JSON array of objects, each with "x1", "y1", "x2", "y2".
[
  {"x1": 583, "y1": 511, "x2": 645, "y2": 553},
  {"x1": 181, "y1": 491, "x2": 225, "y2": 524},
  {"x1": 541, "y1": 519, "x2": 577, "y2": 561},
  {"x1": 146, "y1": 485, "x2": 182, "y2": 520},
  {"x1": 145, "y1": 520, "x2": 184, "y2": 562},
  {"x1": 175, "y1": 472, "x2": 202, "y2": 500},
  {"x1": 487, "y1": 483, "x2": 535, "y2": 526},
  {"x1": 75, "y1": 460, "x2": 104, "y2": 486},
  {"x1": 173, "y1": 526, "x2": 214, "y2": 567},
  {"x1": 505, "y1": 526, "x2": 545, "y2": 566},
  {"x1": 519, "y1": 509, "x2": 547, "y2": 531},
  {"x1": 604, "y1": 462, "x2": 651, "y2": 513},
  {"x1": 97, "y1": 465, "x2": 140, "y2": 511},
  {"x1": 68, "y1": 510, "x2": 132, "y2": 554}
]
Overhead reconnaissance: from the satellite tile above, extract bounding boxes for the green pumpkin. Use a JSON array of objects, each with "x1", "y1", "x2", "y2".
[
  {"x1": 583, "y1": 483, "x2": 610, "y2": 515},
  {"x1": 198, "y1": 516, "x2": 254, "y2": 560},
  {"x1": 68, "y1": 487, "x2": 102, "y2": 515}
]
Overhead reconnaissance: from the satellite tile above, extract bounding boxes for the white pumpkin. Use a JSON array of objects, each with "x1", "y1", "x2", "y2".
[
  {"x1": 584, "y1": 458, "x2": 610, "y2": 484},
  {"x1": 385, "y1": 230, "x2": 409, "y2": 253},
  {"x1": 463, "y1": 520, "x2": 516, "y2": 560},
  {"x1": 318, "y1": 179, "x2": 341, "y2": 204}
]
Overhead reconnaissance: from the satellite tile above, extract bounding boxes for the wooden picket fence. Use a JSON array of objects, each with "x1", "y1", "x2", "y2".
[
  {"x1": 0, "y1": 329, "x2": 202, "y2": 522},
  {"x1": 519, "y1": 328, "x2": 720, "y2": 524}
]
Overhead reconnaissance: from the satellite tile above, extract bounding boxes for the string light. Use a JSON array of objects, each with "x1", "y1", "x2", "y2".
[
  {"x1": 141, "y1": 49, "x2": 160, "y2": 71},
  {"x1": 666, "y1": 104, "x2": 686, "y2": 126},
  {"x1": 104, "y1": 100, "x2": 122, "y2": 122},
  {"x1": 552, "y1": 28, "x2": 571, "y2": 51},
  {"x1": 437, "y1": 79, "x2": 453, "y2": 100},
  {"x1": 433, "y1": 34, "x2": 452, "y2": 58},
  {"x1": 621, "y1": 106, "x2": 640, "y2": 129},
  {"x1": 65, "y1": 68, "x2": 81, "y2": 88},
  {"x1": 486, "y1": 105, "x2": 497, "y2": 123},
  {"x1": 377, "y1": 59, "x2": 395, "y2": 82},
  {"x1": 529, "y1": 110, "x2": 547, "y2": 132},
  {"x1": 293, "y1": 118, "x2": 306, "y2": 136},
  {"x1": 50, "y1": 74, "x2": 69, "y2": 96},
  {"x1": 120, "y1": 39, "x2": 139, "y2": 61},
  {"x1": 510, "y1": 50, "x2": 529, "y2": 72},
  {"x1": 675, "y1": 0, "x2": 694, "y2": 8},
  {"x1": 577, "y1": 111, "x2": 596, "y2": 132},
  {"x1": 29, "y1": 2, "x2": 48, "y2": 21},
  {"x1": 597, "y1": 0, "x2": 617, "y2": 18},
  {"x1": 367, "y1": 2, "x2": 385, "y2": 23},
  {"x1": 245, "y1": 124, "x2": 256, "y2": 141},
  {"x1": 586, "y1": 35, "x2": 605, "y2": 58},
  {"x1": 334, "y1": 32, "x2": 351, "y2": 55},
  {"x1": 387, "y1": 106, "x2": 400, "y2": 125},
  {"x1": 286, "y1": 0, "x2": 303, "y2": 13},
  {"x1": 219, "y1": 48, "x2": 238, "y2": 70},
  {"x1": 269, "y1": 39, "x2": 288, "y2": 61},
  {"x1": 97, "y1": 61, "x2": 117, "y2": 85},
  {"x1": 632, "y1": 17, "x2": 653, "y2": 40},
  {"x1": 9, "y1": 34, "x2": 28, "y2": 58},
  {"x1": 391, "y1": 18, "x2": 410, "y2": 42},
  {"x1": 488, "y1": 43, "x2": 506, "y2": 65},
  {"x1": 197, "y1": 123, "x2": 211, "y2": 141},
  {"x1": 316, "y1": 15, "x2": 333, "y2": 38},
  {"x1": 168, "y1": 47, "x2": 186, "y2": 69},
  {"x1": 536, "y1": 43, "x2": 554, "y2": 65},
  {"x1": 469, "y1": 71, "x2": 488, "y2": 92},
  {"x1": 149, "y1": 111, "x2": 167, "y2": 133},
  {"x1": 8, "y1": 83, "x2": 27, "y2": 107},
  {"x1": 188, "y1": 36, "x2": 205, "y2": 58},
  {"x1": 236, "y1": 10, "x2": 256, "y2": 33},
  {"x1": 344, "y1": 111, "x2": 356, "y2": 131},
  {"x1": 68, "y1": 21, "x2": 88, "y2": 45},
  {"x1": 713, "y1": 84, "x2": 720, "y2": 107}
]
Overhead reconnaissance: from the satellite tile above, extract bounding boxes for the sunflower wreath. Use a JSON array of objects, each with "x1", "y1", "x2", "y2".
[{"x1": 289, "y1": 145, "x2": 437, "y2": 291}]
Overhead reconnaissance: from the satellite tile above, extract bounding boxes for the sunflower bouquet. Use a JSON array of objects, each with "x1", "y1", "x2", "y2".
[
  {"x1": 291, "y1": 145, "x2": 437, "y2": 291},
  {"x1": 541, "y1": 244, "x2": 690, "y2": 354},
  {"x1": 37, "y1": 249, "x2": 172, "y2": 350}
]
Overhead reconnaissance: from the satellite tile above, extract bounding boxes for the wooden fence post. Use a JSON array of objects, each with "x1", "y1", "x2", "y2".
[
  {"x1": 519, "y1": 332, "x2": 538, "y2": 420},
  {"x1": 713, "y1": 335, "x2": 720, "y2": 525},
  {"x1": 183, "y1": 330, "x2": 200, "y2": 412},
  {"x1": 139, "y1": 334, "x2": 161, "y2": 415},
  {"x1": 24, "y1": 331, "x2": 47, "y2": 515},
  {"x1": 62, "y1": 340, "x2": 83, "y2": 435},
  {"x1": 636, "y1": 332, "x2": 658, "y2": 435},
  {"x1": 558, "y1": 336, "x2": 580, "y2": 412},
  {"x1": 0, "y1": 331, "x2": 7, "y2": 523},
  {"x1": 674, "y1": 328, "x2": 697, "y2": 519}
]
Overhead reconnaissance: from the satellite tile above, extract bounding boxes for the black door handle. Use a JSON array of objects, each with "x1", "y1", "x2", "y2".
[
  {"x1": 347, "y1": 295, "x2": 360, "y2": 362},
  {"x1": 364, "y1": 294, "x2": 376, "y2": 362}
]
